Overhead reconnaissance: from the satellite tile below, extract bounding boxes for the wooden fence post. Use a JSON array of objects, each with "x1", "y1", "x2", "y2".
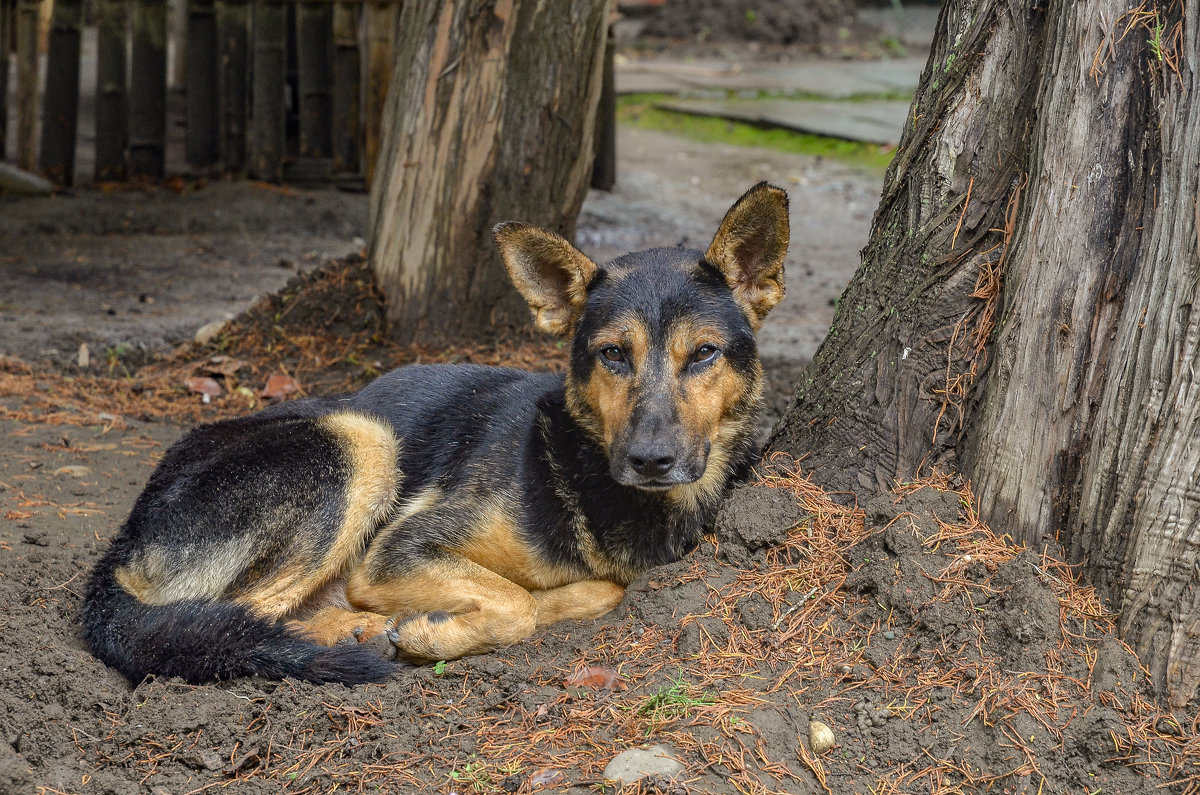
[
  {"x1": 0, "y1": 0, "x2": 11, "y2": 160},
  {"x1": 217, "y1": 0, "x2": 248, "y2": 172},
  {"x1": 250, "y1": 0, "x2": 286, "y2": 180},
  {"x1": 95, "y1": 0, "x2": 129, "y2": 181},
  {"x1": 16, "y1": 0, "x2": 40, "y2": 171},
  {"x1": 130, "y1": 0, "x2": 168, "y2": 177},
  {"x1": 331, "y1": 2, "x2": 360, "y2": 178},
  {"x1": 362, "y1": 0, "x2": 394, "y2": 192},
  {"x1": 296, "y1": 1, "x2": 332, "y2": 160},
  {"x1": 185, "y1": 0, "x2": 218, "y2": 168},
  {"x1": 591, "y1": 20, "x2": 616, "y2": 191},
  {"x1": 40, "y1": 0, "x2": 83, "y2": 184}
]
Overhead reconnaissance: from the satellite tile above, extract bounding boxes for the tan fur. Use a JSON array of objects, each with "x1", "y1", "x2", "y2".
[
  {"x1": 493, "y1": 222, "x2": 598, "y2": 337},
  {"x1": 234, "y1": 563, "x2": 316, "y2": 620},
  {"x1": 574, "y1": 314, "x2": 649, "y2": 449},
  {"x1": 117, "y1": 534, "x2": 256, "y2": 605},
  {"x1": 319, "y1": 412, "x2": 400, "y2": 549},
  {"x1": 346, "y1": 557, "x2": 539, "y2": 661},
  {"x1": 705, "y1": 183, "x2": 790, "y2": 330},
  {"x1": 667, "y1": 415, "x2": 755, "y2": 513},
  {"x1": 532, "y1": 580, "x2": 626, "y2": 627},
  {"x1": 457, "y1": 502, "x2": 580, "y2": 591},
  {"x1": 289, "y1": 606, "x2": 391, "y2": 647}
]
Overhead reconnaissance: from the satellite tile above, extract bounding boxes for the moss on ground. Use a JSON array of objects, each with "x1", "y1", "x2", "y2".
[{"x1": 617, "y1": 93, "x2": 897, "y2": 173}]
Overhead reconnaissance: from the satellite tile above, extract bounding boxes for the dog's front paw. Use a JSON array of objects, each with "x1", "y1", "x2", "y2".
[
  {"x1": 288, "y1": 608, "x2": 392, "y2": 648},
  {"x1": 386, "y1": 610, "x2": 456, "y2": 663}
]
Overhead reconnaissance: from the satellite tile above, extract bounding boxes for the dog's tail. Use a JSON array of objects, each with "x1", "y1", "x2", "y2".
[{"x1": 82, "y1": 555, "x2": 395, "y2": 686}]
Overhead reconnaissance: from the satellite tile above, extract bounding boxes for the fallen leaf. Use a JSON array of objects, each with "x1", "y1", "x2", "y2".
[
  {"x1": 564, "y1": 665, "x2": 622, "y2": 690},
  {"x1": 529, "y1": 768, "x2": 566, "y2": 789},
  {"x1": 53, "y1": 465, "x2": 92, "y2": 478},
  {"x1": 200, "y1": 356, "x2": 247, "y2": 378},
  {"x1": 260, "y1": 374, "x2": 300, "y2": 399},
  {"x1": 186, "y1": 376, "x2": 223, "y2": 398}
]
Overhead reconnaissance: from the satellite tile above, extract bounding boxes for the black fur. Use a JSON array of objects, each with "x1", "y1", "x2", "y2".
[{"x1": 82, "y1": 184, "x2": 787, "y2": 685}]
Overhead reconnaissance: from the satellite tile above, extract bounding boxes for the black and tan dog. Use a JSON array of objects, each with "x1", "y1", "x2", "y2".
[{"x1": 82, "y1": 182, "x2": 789, "y2": 685}]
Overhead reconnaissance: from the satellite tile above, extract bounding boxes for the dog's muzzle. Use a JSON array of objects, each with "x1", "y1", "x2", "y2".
[{"x1": 613, "y1": 439, "x2": 710, "y2": 490}]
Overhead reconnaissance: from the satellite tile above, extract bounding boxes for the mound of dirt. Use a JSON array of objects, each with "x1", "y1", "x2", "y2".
[{"x1": 638, "y1": 0, "x2": 856, "y2": 46}]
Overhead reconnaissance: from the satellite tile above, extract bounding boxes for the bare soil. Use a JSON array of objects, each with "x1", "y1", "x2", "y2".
[{"x1": 1, "y1": 128, "x2": 1196, "y2": 793}]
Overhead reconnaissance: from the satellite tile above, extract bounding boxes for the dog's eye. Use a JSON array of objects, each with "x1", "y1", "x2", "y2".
[
  {"x1": 600, "y1": 346, "x2": 625, "y2": 364},
  {"x1": 693, "y1": 344, "x2": 719, "y2": 365}
]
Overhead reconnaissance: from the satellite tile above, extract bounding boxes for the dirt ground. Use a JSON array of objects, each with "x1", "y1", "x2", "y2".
[{"x1": 2, "y1": 129, "x2": 1198, "y2": 792}]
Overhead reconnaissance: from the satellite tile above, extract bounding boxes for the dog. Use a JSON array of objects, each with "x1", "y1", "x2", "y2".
[{"x1": 82, "y1": 182, "x2": 789, "y2": 685}]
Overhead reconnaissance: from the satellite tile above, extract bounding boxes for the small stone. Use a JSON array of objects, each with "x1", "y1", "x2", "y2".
[
  {"x1": 603, "y1": 744, "x2": 684, "y2": 784},
  {"x1": 181, "y1": 748, "x2": 224, "y2": 771},
  {"x1": 837, "y1": 664, "x2": 853, "y2": 674},
  {"x1": 883, "y1": 630, "x2": 896, "y2": 640},
  {"x1": 194, "y1": 320, "x2": 227, "y2": 345},
  {"x1": 809, "y1": 720, "x2": 836, "y2": 754}
]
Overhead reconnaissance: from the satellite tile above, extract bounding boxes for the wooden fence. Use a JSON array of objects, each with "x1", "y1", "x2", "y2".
[{"x1": 0, "y1": 0, "x2": 399, "y2": 187}]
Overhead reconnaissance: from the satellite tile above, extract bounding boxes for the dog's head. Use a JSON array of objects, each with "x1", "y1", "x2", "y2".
[{"x1": 494, "y1": 182, "x2": 789, "y2": 497}]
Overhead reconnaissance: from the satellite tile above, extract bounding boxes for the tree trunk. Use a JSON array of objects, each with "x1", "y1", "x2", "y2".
[
  {"x1": 769, "y1": 0, "x2": 1200, "y2": 707},
  {"x1": 367, "y1": 0, "x2": 609, "y2": 345}
]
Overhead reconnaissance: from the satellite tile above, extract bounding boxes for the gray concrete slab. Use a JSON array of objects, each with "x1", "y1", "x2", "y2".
[
  {"x1": 656, "y1": 97, "x2": 911, "y2": 146},
  {"x1": 616, "y1": 55, "x2": 926, "y2": 98}
]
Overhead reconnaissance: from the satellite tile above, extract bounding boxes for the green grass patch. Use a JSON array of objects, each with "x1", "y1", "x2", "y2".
[
  {"x1": 617, "y1": 93, "x2": 897, "y2": 173},
  {"x1": 636, "y1": 669, "x2": 718, "y2": 734}
]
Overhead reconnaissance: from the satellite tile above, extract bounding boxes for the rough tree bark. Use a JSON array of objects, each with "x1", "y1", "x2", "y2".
[
  {"x1": 770, "y1": 1, "x2": 1199, "y2": 706},
  {"x1": 367, "y1": 0, "x2": 609, "y2": 345}
]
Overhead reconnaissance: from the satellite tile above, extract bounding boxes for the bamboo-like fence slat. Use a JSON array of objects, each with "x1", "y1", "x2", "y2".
[
  {"x1": 186, "y1": 0, "x2": 219, "y2": 168},
  {"x1": 129, "y1": 0, "x2": 168, "y2": 177},
  {"x1": 95, "y1": 0, "x2": 129, "y2": 181}
]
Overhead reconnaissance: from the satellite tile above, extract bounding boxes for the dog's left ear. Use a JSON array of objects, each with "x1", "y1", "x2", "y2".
[
  {"x1": 494, "y1": 222, "x2": 599, "y2": 337},
  {"x1": 705, "y1": 182, "x2": 790, "y2": 330}
]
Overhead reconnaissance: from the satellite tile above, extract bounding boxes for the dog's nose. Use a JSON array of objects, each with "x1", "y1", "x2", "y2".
[{"x1": 627, "y1": 445, "x2": 676, "y2": 478}]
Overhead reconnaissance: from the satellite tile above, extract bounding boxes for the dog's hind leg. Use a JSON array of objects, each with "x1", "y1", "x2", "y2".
[
  {"x1": 228, "y1": 411, "x2": 400, "y2": 622},
  {"x1": 531, "y1": 581, "x2": 625, "y2": 627},
  {"x1": 345, "y1": 555, "x2": 540, "y2": 662}
]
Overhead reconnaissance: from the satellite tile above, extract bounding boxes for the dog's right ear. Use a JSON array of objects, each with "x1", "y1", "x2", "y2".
[{"x1": 493, "y1": 222, "x2": 599, "y2": 337}]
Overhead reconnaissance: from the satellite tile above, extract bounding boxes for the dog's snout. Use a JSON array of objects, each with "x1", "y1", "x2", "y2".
[{"x1": 627, "y1": 442, "x2": 677, "y2": 479}]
